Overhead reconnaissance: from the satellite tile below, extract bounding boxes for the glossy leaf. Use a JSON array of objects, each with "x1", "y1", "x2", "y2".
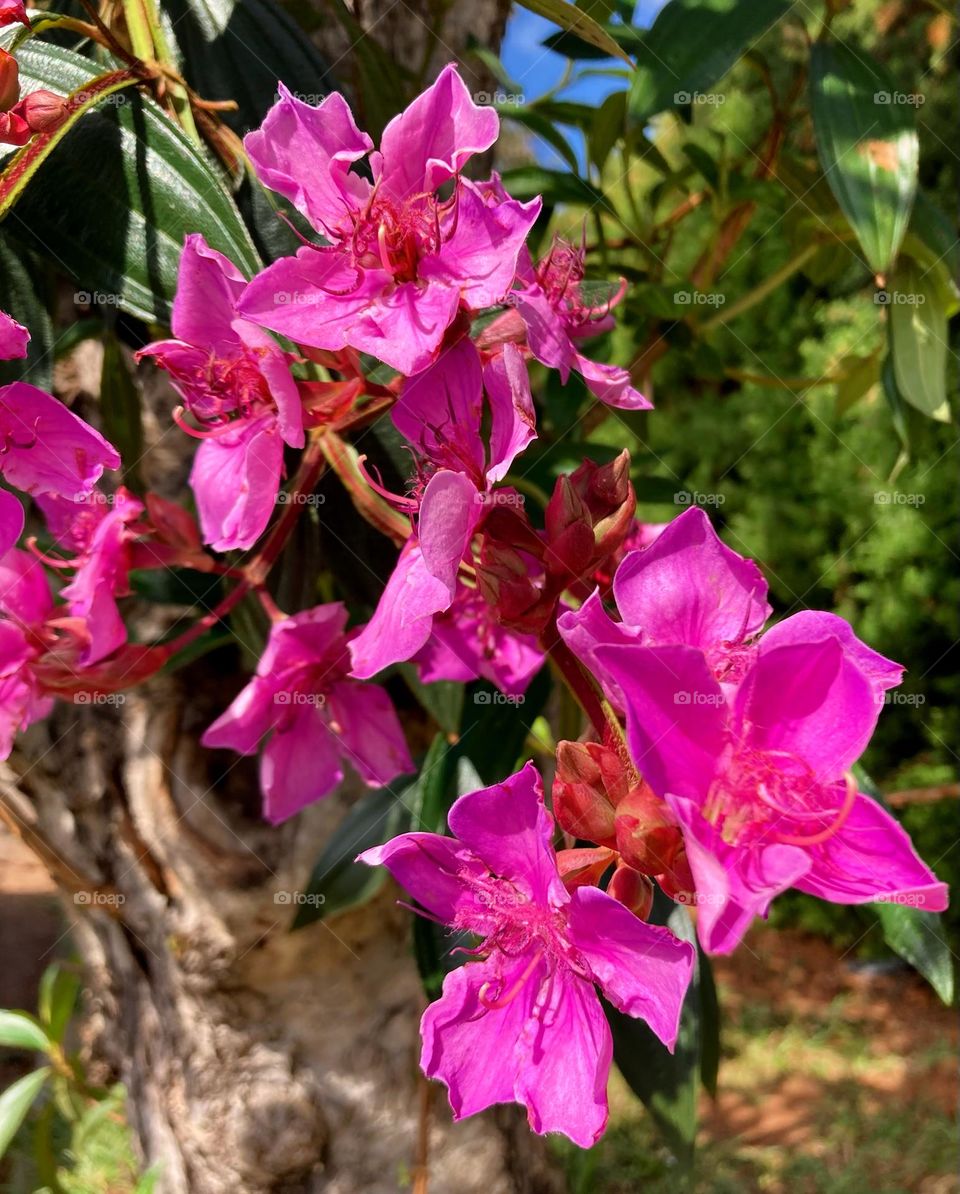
[
  {"x1": 100, "y1": 333, "x2": 145, "y2": 492},
  {"x1": 627, "y1": 0, "x2": 791, "y2": 127},
  {"x1": 515, "y1": 0, "x2": 631, "y2": 64},
  {"x1": 1, "y1": 40, "x2": 259, "y2": 323},
  {"x1": 0, "y1": 1066, "x2": 50, "y2": 1159},
  {"x1": 0, "y1": 238, "x2": 53, "y2": 389},
  {"x1": 889, "y1": 258, "x2": 951, "y2": 421},
  {"x1": 0, "y1": 1011, "x2": 50, "y2": 1053},
  {"x1": 873, "y1": 902, "x2": 954, "y2": 1005},
  {"x1": 501, "y1": 165, "x2": 607, "y2": 208},
  {"x1": 809, "y1": 39, "x2": 918, "y2": 275}
]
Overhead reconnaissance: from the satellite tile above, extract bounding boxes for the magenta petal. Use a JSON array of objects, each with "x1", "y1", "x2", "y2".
[
  {"x1": 420, "y1": 953, "x2": 538, "y2": 1119},
  {"x1": 575, "y1": 352, "x2": 652, "y2": 410},
  {"x1": 513, "y1": 286, "x2": 572, "y2": 374},
  {"x1": 0, "y1": 548, "x2": 53, "y2": 623},
  {"x1": 0, "y1": 490, "x2": 23, "y2": 557},
  {"x1": 736, "y1": 638, "x2": 878, "y2": 777},
  {"x1": 393, "y1": 337, "x2": 484, "y2": 472},
  {"x1": 0, "y1": 310, "x2": 29, "y2": 361},
  {"x1": 446, "y1": 762, "x2": 566, "y2": 906},
  {"x1": 596, "y1": 643, "x2": 727, "y2": 802},
  {"x1": 613, "y1": 507, "x2": 770, "y2": 651},
  {"x1": 567, "y1": 886, "x2": 695, "y2": 1049},
  {"x1": 239, "y1": 322, "x2": 305, "y2": 448},
  {"x1": 244, "y1": 84, "x2": 372, "y2": 232},
  {"x1": 201, "y1": 677, "x2": 275, "y2": 755},
  {"x1": 761, "y1": 610, "x2": 903, "y2": 695},
  {"x1": 0, "y1": 383, "x2": 120, "y2": 499},
  {"x1": 418, "y1": 469, "x2": 480, "y2": 594},
  {"x1": 515, "y1": 968, "x2": 612, "y2": 1148},
  {"x1": 171, "y1": 233, "x2": 246, "y2": 348},
  {"x1": 557, "y1": 588, "x2": 642, "y2": 708},
  {"x1": 189, "y1": 415, "x2": 282, "y2": 552},
  {"x1": 346, "y1": 280, "x2": 461, "y2": 375},
  {"x1": 794, "y1": 793, "x2": 949, "y2": 911},
  {"x1": 358, "y1": 832, "x2": 488, "y2": 923},
  {"x1": 377, "y1": 64, "x2": 499, "y2": 201},
  {"x1": 260, "y1": 705, "x2": 344, "y2": 823},
  {"x1": 484, "y1": 343, "x2": 536, "y2": 483},
  {"x1": 420, "y1": 181, "x2": 542, "y2": 309},
  {"x1": 327, "y1": 680, "x2": 414, "y2": 786},
  {"x1": 348, "y1": 542, "x2": 453, "y2": 679}
]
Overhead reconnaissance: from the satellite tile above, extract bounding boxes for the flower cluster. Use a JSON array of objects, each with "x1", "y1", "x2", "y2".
[{"x1": 0, "y1": 64, "x2": 946, "y2": 1152}]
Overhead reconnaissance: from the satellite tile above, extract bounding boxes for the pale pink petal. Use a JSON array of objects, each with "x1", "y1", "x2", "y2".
[
  {"x1": 0, "y1": 548, "x2": 53, "y2": 623},
  {"x1": 484, "y1": 343, "x2": 536, "y2": 483},
  {"x1": 574, "y1": 352, "x2": 651, "y2": 410},
  {"x1": 418, "y1": 469, "x2": 481, "y2": 594}
]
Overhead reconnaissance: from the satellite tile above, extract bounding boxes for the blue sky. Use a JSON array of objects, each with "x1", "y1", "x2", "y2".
[{"x1": 500, "y1": 1, "x2": 665, "y2": 168}]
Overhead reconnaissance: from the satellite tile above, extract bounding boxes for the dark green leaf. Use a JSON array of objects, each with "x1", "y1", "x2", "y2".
[
  {"x1": 100, "y1": 333, "x2": 145, "y2": 492},
  {"x1": 498, "y1": 105, "x2": 580, "y2": 172},
  {"x1": 501, "y1": 166, "x2": 607, "y2": 208},
  {"x1": 399, "y1": 667, "x2": 464, "y2": 737},
  {"x1": 515, "y1": 0, "x2": 631, "y2": 63},
  {"x1": 809, "y1": 39, "x2": 918, "y2": 275},
  {"x1": 542, "y1": 29, "x2": 614, "y2": 59},
  {"x1": 458, "y1": 668, "x2": 552, "y2": 786},
  {"x1": 698, "y1": 946, "x2": 720, "y2": 1097},
  {"x1": 2, "y1": 40, "x2": 259, "y2": 323},
  {"x1": 589, "y1": 90, "x2": 626, "y2": 172},
  {"x1": 291, "y1": 782, "x2": 414, "y2": 928},
  {"x1": 627, "y1": 0, "x2": 790, "y2": 126},
  {"x1": 873, "y1": 902, "x2": 954, "y2": 1005},
  {"x1": 0, "y1": 1067, "x2": 50, "y2": 1159},
  {"x1": 0, "y1": 239, "x2": 53, "y2": 389},
  {"x1": 607, "y1": 888, "x2": 698, "y2": 1166}
]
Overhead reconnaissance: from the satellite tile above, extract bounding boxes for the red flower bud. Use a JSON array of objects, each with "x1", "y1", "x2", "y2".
[
  {"x1": 607, "y1": 863, "x2": 654, "y2": 920},
  {"x1": 656, "y1": 847, "x2": 696, "y2": 906},
  {"x1": 15, "y1": 88, "x2": 66, "y2": 133},
  {"x1": 0, "y1": 49, "x2": 20, "y2": 112},
  {"x1": 553, "y1": 741, "x2": 618, "y2": 846},
  {"x1": 555, "y1": 846, "x2": 615, "y2": 891},
  {"x1": 0, "y1": 108, "x2": 29, "y2": 147},
  {"x1": 614, "y1": 782, "x2": 683, "y2": 875}
]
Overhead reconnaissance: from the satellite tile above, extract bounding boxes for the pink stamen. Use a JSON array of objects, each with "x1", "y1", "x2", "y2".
[
  {"x1": 774, "y1": 773, "x2": 858, "y2": 847},
  {"x1": 478, "y1": 950, "x2": 543, "y2": 1010}
]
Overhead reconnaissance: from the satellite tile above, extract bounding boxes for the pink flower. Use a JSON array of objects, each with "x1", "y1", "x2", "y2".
[
  {"x1": 0, "y1": 1, "x2": 29, "y2": 29},
  {"x1": 0, "y1": 549, "x2": 55, "y2": 756},
  {"x1": 238, "y1": 66, "x2": 541, "y2": 375},
  {"x1": 0, "y1": 381, "x2": 120, "y2": 501},
  {"x1": 0, "y1": 309, "x2": 28, "y2": 360},
  {"x1": 202, "y1": 604, "x2": 414, "y2": 823},
  {"x1": 597, "y1": 636, "x2": 948, "y2": 954},
  {"x1": 137, "y1": 234, "x2": 304, "y2": 552},
  {"x1": 560, "y1": 507, "x2": 901, "y2": 706},
  {"x1": 359, "y1": 763, "x2": 694, "y2": 1146},
  {"x1": 349, "y1": 338, "x2": 536, "y2": 680}
]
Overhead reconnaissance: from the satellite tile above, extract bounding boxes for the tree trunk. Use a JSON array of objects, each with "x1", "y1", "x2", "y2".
[{"x1": 2, "y1": 672, "x2": 562, "y2": 1193}]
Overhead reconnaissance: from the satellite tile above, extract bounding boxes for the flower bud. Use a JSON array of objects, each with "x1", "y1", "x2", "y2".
[
  {"x1": 553, "y1": 740, "x2": 619, "y2": 847},
  {"x1": 0, "y1": 108, "x2": 29, "y2": 147},
  {"x1": 555, "y1": 846, "x2": 615, "y2": 891},
  {"x1": 0, "y1": 49, "x2": 20, "y2": 112},
  {"x1": 614, "y1": 781, "x2": 683, "y2": 875},
  {"x1": 16, "y1": 89, "x2": 67, "y2": 133},
  {"x1": 544, "y1": 475, "x2": 595, "y2": 580},
  {"x1": 607, "y1": 863, "x2": 654, "y2": 920},
  {"x1": 656, "y1": 847, "x2": 696, "y2": 905}
]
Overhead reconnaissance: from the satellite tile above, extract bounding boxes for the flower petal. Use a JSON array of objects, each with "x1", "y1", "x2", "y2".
[
  {"x1": 484, "y1": 343, "x2": 537, "y2": 483},
  {"x1": 358, "y1": 832, "x2": 487, "y2": 924},
  {"x1": 189, "y1": 415, "x2": 283, "y2": 552},
  {"x1": 328, "y1": 680, "x2": 414, "y2": 787},
  {"x1": 260, "y1": 705, "x2": 344, "y2": 823}
]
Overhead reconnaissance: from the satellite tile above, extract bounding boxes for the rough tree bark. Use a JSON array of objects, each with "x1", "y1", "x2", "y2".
[{"x1": 0, "y1": 9, "x2": 566, "y2": 1187}]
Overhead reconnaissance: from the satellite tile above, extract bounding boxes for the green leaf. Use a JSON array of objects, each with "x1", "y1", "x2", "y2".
[
  {"x1": 515, "y1": 0, "x2": 631, "y2": 64},
  {"x1": 627, "y1": 0, "x2": 791, "y2": 127},
  {"x1": 498, "y1": 104, "x2": 580, "y2": 172},
  {"x1": 1, "y1": 39, "x2": 259, "y2": 323},
  {"x1": 398, "y1": 667, "x2": 464, "y2": 738},
  {"x1": 834, "y1": 352, "x2": 881, "y2": 417},
  {"x1": 873, "y1": 902, "x2": 954, "y2": 1005},
  {"x1": 459, "y1": 668, "x2": 552, "y2": 786},
  {"x1": 0, "y1": 238, "x2": 53, "y2": 389},
  {"x1": 809, "y1": 39, "x2": 919, "y2": 275},
  {"x1": 542, "y1": 28, "x2": 615, "y2": 59},
  {"x1": 607, "y1": 889, "x2": 698, "y2": 1166},
  {"x1": 37, "y1": 964, "x2": 81, "y2": 1046},
  {"x1": 889, "y1": 258, "x2": 951, "y2": 421},
  {"x1": 290, "y1": 782, "x2": 414, "y2": 928},
  {"x1": 698, "y1": 947, "x2": 720, "y2": 1097},
  {"x1": 0, "y1": 1012, "x2": 50, "y2": 1053},
  {"x1": 589, "y1": 90, "x2": 626, "y2": 172},
  {"x1": 158, "y1": 0, "x2": 333, "y2": 137},
  {"x1": 0, "y1": 1067, "x2": 50, "y2": 1159},
  {"x1": 500, "y1": 166, "x2": 607, "y2": 209},
  {"x1": 101, "y1": 333, "x2": 145, "y2": 492}
]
